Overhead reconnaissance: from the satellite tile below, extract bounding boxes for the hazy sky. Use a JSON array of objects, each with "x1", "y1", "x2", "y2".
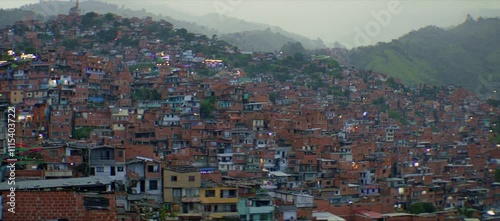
[{"x1": 3, "y1": 0, "x2": 500, "y2": 47}]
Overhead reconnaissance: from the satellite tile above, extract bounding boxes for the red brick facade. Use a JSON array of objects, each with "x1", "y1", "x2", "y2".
[{"x1": 1, "y1": 191, "x2": 116, "y2": 221}]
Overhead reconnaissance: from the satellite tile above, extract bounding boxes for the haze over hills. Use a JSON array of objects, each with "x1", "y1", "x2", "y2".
[
  {"x1": 2, "y1": 0, "x2": 500, "y2": 96},
  {"x1": 11, "y1": 0, "x2": 326, "y2": 51},
  {"x1": 348, "y1": 16, "x2": 500, "y2": 97}
]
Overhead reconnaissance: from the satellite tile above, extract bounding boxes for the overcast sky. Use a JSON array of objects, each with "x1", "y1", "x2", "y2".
[{"x1": 3, "y1": 0, "x2": 500, "y2": 47}]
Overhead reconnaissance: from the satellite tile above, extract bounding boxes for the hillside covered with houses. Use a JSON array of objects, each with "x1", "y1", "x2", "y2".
[{"x1": 1, "y1": 5, "x2": 500, "y2": 221}]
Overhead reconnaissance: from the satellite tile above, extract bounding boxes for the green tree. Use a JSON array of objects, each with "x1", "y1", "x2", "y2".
[
  {"x1": 25, "y1": 46, "x2": 37, "y2": 54},
  {"x1": 81, "y1": 12, "x2": 103, "y2": 29},
  {"x1": 62, "y1": 38, "x2": 79, "y2": 50},
  {"x1": 389, "y1": 110, "x2": 402, "y2": 119},
  {"x1": 176, "y1": 28, "x2": 188, "y2": 36},
  {"x1": 269, "y1": 92, "x2": 279, "y2": 103},
  {"x1": 132, "y1": 88, "x2": 161, "y2": 101},
  {"x1": 72, "y1": 127, "x2": 94, "y2": 139},
  {"x1": 456, "y1": 206, "x2": 476, "y2": 218},
  {"x1": 372, "y1": 97, "x2": 386, "y2": 105},
  {"x1": 280, "y1": 41, "x2": 306, "y2": 57},
  {"x1": 104, "y1": 13, "x2": 115, "y2": 21},
  {"x1": 495, "y1": 169, "x2": 500, "y2": 182},
  {"x1": 96, "y1": 28, "x2": 118, "y2": 43},
  {"x1": 408, "y1": 202, "x2": 436, "y2": 214},
  {"x1": 200, "y1": 96, "x2": 217, "y2": 119},
  {"x1": 387, "y1": 77, "x2": 398, "y2": 89}
]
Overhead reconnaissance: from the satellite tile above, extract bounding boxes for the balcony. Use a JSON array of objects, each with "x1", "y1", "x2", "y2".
[
  {"x1": 263, "y1": 163, "x2": 275, "y2": 168},
  {"x1": 217, "y1": 153, "x2": 233, "y2": 157},
  {"x1": 192, "y1": 161, "x2": 208, "y2": 168},
  {"x1": 44, "y1": 170, "x2": 73, "y2": 177},
  {"x1": 257, "y1": 144, "x2": 268, "y2": 148},
  {"x1": 181, "y1": 196, "x2": 201, "y2": 203},
  {"x1": 219, "y1": 161, "x2": 234, "y2": 165},
  {"x1": 248, "y1": 205, "x2": 274, "y2": 214},
  {"x1": 86, "y1": 69, "x2": 104, "y2": 75}
]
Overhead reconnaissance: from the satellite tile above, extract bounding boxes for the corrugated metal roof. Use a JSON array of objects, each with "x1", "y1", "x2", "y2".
[
  {"x1": 0, "y1": 176, "x2": 113, "y2": 190},
  {"x1": 313, "y1": 212, "x2": 346, "y2": 221}
]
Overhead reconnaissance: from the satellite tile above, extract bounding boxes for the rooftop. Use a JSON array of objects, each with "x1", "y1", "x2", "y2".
[
  {"x1": 165, "y1": 165, "x2": 199, "y2": 173},
  {"x1": 0, "y1": 176, "x2": 113, "y2": 191},
  {"x1": 312, "y1": 212, "x2": 346, "y2": 221}
]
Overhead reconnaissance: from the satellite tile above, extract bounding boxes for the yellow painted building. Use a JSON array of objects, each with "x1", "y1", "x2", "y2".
[
  {"x1": 163, "y1": 166, "x2": 203, "y2": 220},
  {"x1": 10, "y1": 90, "x2": 23, "y2": 104},
  {"x1": 200, "y1": 182, "x2": 239, "y2": 220}
]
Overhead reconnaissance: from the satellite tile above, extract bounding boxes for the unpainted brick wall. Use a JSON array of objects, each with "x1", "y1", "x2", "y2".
[{"x1": 1, "y1": 191, "x2": 116, "y2": 221}]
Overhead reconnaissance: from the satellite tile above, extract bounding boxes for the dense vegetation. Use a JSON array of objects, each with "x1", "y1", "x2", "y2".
[
  {"x1": 220, "y1": 29, "x2": 325, "y2": 52},
  {"x1": 349, "y1": 17, "x2": 500, "y2": 93},
  {"x1": 0, "y1": 9, "x2": 40, "y2": 28},
  {"x1": 72, "y1": 127, "x2": 94, "y2": 139},
  {"x1": 15, "y1": 1, "x2": 325, "y2": 52},
  {"x1": 132, "y1": 88, "x2": 162, "y2": 101},
  {"x1": 407, "y1": 202, "x2": 436, "y2": 214}
]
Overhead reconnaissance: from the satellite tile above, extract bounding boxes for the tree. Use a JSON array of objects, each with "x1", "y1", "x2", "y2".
[
  {"x1": 495, "y1": 169, "x2": 500, "y2": 182},
  {"x1": 456, "y1": 206, "x2": 476, "y2": 218},
  {"x1": 62, "y1": 38, "x2": 79, "y2": 50},
  {"x1": 280, "y1": 41, "x2": 306, "y2": 57},
  {"x1": 200, "y1": 96, "x2": 217, "y2": 119},
  {"x1": 104, "y1": 13, "x2": 114, "y2": 21},
  {"x1": 96, "y1": 28, "x2": 118, "y2": 43},
  {"x1": 407, "y1": 202, "x2": 436, "y2": 214},
  {"x1": 387, "y1": 77, "x2": 398, "y2": 89},
  {"x1": 389, "y1": 110, "x2": 401, "y2": 119},
  {"x1": 72, "y1": 127, "x2": 94, "y2": 139},
  {"x1": 269, "y1": 92, "x2": 278, "y2": 103},
  {"x1": 372, "y1": 97, "x2": 386, "y2": 105},
  {"x1": 132, "y1": 88, "x2": 161, "y2": 101},
  {"x1": 25, "y1": 46, "x2": 37, "y2": 54},
  {"x1": 81, "y1": 12, "x2": 102, "y2": 29},
  {"x1": 176, "y1": 28, "x2": 188, "y2": 36}
]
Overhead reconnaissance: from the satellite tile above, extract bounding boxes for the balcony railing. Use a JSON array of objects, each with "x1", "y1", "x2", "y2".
[
  {"x1": 181, "y1": 197, "x2": 201, "y2": 203},
  {"x1": 248, "y1": 206, "x2": 274, "y2": 214},
  {"x1": 44, "y1": 170, "x2": 73, "y2": 177}
]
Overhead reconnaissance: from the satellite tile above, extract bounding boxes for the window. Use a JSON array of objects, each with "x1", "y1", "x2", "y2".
[
  {"x1": 117, "y1": 166, "x2": 124, "y2": 172},
  {"x1": 171, "y1": 176, "x2": 177, "y2": 182},
  {"x1": 205, "y1": 190, "x2": 215, "y2": 197},
  {"x1": 204, "y1": 205, "x2": 211, "y2": 212},
  {"x1": 184, "y1": 189, "x2": 198, "y2": 197},
  {"x1": 49, "y1": 150, "x2": 58, "y2": 157},
  {"x1": 101, "y1": 150, "x2": 111, "y2": 160},
  {"x1": 83, "y1": 197, "x2": 109, "y2": 210},
  {"x1": 70, "y1": 150, "x2": 82, "y2": 156},
  {"x1": 148, "y1": 165, "x2": 159, "y2": 172},
  {"x1": 220, "y1": 189, "x2": 237, "y2": 198},
  {"x1": 149, "y1": 180, "x2": 158, "y2": 190},
  {"x1": 189, "y1": 176, "x2": 195, "y2": 182},
  {"x1": 96, "y1": 167, "x2": 104, "y2": 172},
  {"x1": 117, "y1": 150, "x2": 123, "y2": 157}
]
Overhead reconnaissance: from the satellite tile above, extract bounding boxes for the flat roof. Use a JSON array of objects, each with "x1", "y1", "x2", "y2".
[
  {"x1": 165, "y1": 165, "x2": 199, "y2": 173},
  {"x1": 313, "y1": 212, "x2": 346, "y2": 221},
  {"x1": 0, "y1": 176, "x2": 113, "y2": 190},
  {"x1": 269, "y1": 171, "x2": 291, "y2": 177},
  {"x1": 355, "y1": 210, "x2": 383, "y2": 219},
  {"x1": 382, "y1": 213, "x2": 412, "y2": 217}
]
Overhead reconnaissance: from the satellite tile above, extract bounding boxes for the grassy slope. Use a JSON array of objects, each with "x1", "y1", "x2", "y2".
[{"x1": 349, "y1": 18, "x2": 500, "y2": 91}]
